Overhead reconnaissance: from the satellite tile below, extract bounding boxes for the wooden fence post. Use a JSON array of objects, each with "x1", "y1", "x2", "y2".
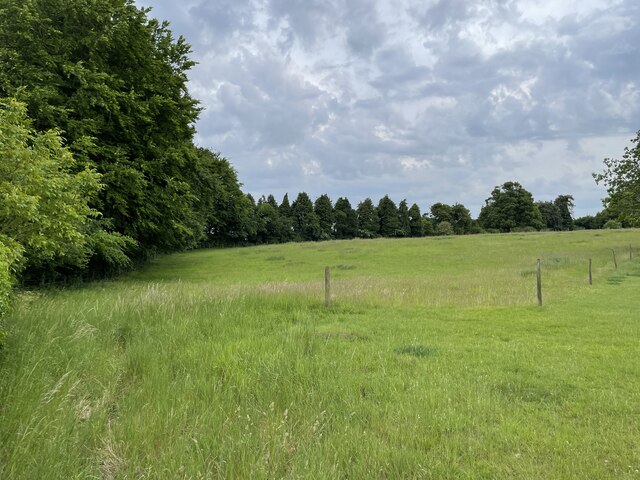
[
  {"x1": 536, "y1": 258, "x2": 542, "y2": 307},
  {"x1": 612, "y1": 249, "x2": 618, "y2": 270},
  {"x1": 325, "y1": 266, "x2": 331, "y2": 307},
  {"x1": 589, "y1": 258, "x2": 592, "y2": 285}
]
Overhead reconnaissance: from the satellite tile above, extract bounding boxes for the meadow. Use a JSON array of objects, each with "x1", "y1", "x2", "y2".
[{"x1": 1, "y1": 230, "x2": 640, "y2": 479}]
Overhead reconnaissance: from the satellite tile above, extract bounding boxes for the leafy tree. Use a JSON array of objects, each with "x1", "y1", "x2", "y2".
[
  {"x1": 266, "y1": 195, "x2": 279, "y2": 210},
  {"x1": 430, "y1": 203, "x2": 453, "y2": 225},
  {"x1": 356, "y1": 198, "x2": 379, "y2": 238},
  {"x1": 397, "y1": 200, "x2": 411, "y2": 237},
  {"x1": 537, "y1": 201, "x2": 563, "y2": 230},
  {"x1": 574, "y1": 210, "x2": 613, "y2": 230},
  {"x1": 595, "y1": 131, "x2": 640, "y2": 227},
  {"x1": 478, "y1": 181, "x2": 544, "y2": 232},
  {"x1": 421, "y1": 215, "x2": 435, "y2": 236},
  {"x1": 0, "y1": 98, "x2": 133, "y2": 283},
  {"x1": 255, "y1": 196, "x2": 282, "y2": 244},
  {"x1": 450, "y1": 203, "x2": 473, "y2": 235},
  {"x1": 0, "y1": 0, "x2": 202, "y2": 255},
  {"x1": 244, "y1": 194, "x2": 260, "y2": 244},
  {"x1": 435, "y1": 221, "x2": 454, "y2": 236},
  {"x1": 314, "y1": 194, "x2": 334, "y2": 240},
  {"x1": 334, "y1": 198, "x2": 358, "y2": 239},
  {"x1": 292, "y1": 192, "x2": 321, "y2": 241},
  {"x1": 191, "y1": 148, "x2": 252, "y2": 246},
  {"x1": 554, "y1": 195, "x2": 574, "y2": 231},
  {"x1": 279, "y1": 193, "x2": 295, "y2": 241},
  {"x1": 408, "y1": 203, "x2": 423, "y2": 237},
  {"x1": 377, "y1": 195, "x2": 400, "y2": 237}
]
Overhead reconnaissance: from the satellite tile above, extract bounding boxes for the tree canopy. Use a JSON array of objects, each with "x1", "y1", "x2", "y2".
[
  {"x1": 478, "y1": 182, "x2": 544, "y2": 232},
  {"x1": 595, "y1": 131, "x2": 640, "y2": 227}
]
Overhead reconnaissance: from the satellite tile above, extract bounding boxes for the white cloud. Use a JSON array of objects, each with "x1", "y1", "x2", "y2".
[{"x1": 137, "y1": 0, "x2": 640, "y2": 216}]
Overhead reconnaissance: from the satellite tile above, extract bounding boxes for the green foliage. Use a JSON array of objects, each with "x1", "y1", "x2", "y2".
[
  {"x1": 0, "y1": 98, "x2": 130, "y2": 280},
  {"x1": 190, "y1": 148, "x2": 252, "y2": 246},
  {"x1": 334, "y1": 197, "x2": 358, "y2": 239},
  {"x1": 408, "y1": 203, "x2": 423, "y2": 237},
  {"x1": 356, "y1": 198, "x2": 379, "y2": 238},
  {"x1": 554, "y1": 195, "x2": 574, "y2": 231},
  {"x1": 478, "y1": 181, "x2": 544, "y2": 232},
  {"x1": 421, "y1": 215, "x2": 435, "y2": 236},
  {"x1": 397, "y1": 200, "x2": 411, "y2": 237},
  {"x1": 595, "y1": 131, "x2": 640, "y2": 227},
  {"x1": 450, "y1": 203, "x2": 473, "y2": 234},
  {"x1": 603, "y1": 220, "x2": 622, "y2": 229},
  {"x1": 377, "y1": 195, "x2": 400, "y2": 237},
  {"x1": 435, "y1": 220, "x2": 454, "y2": 236},
  {"x1": 430, "y1": 203, "x2": 452, "y2": 225},
  {"x1": 0, "y1": 0, "x2": 201, "y2": 256},
  {"x1": 291, "y1": 192, "x2": 321, "y2": 241},
  {"x1": 538, "y1": 201, "x2": 563, "y2": 231},
  {"x1": 314, "y1": 194, "x2": 334, "y2": 240},
  {"x1": 0, "y1": 235, "x2": 23, "y2": 348}
]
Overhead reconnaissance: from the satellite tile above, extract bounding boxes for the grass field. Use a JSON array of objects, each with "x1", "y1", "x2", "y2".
[{"x1": 1, "y1": 230, "x2": 640, "y2": 478}]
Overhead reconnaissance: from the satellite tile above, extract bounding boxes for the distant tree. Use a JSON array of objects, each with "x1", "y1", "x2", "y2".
[
  {"x1": 0, "y1": 97, "x2": 133, "y2": 282},
  {"x1": 280, "y1": 194, "x2": 292, "y2": 218},
  {"x1": 478, "y1": 181, "x2": 544, "y2": 232},
  {"x1": 193, "y1": 148, "x2": 252, "y2": 246},
  {"x1": 397, "y1": 200, "x2": 411, "y2": 237},
  {"x1": 435, "y1": 221, "x2": 454, "y2": 236},
  {"x1": 266, "y1": 194, "x2": 279, "y2": 210},
  {"x1": 450, "y1": 203, "x2": 473, "y2": 235},
  {"x1": 356, "y1": 198, "x2": 379, "y2": 238},
  {"x1": 255, "y1": 196, "x2": 282, "y2": 244},
  {"x1": 243, "y1": 194, "x2": 260, "y2": 244},
  {"x1": 292, "y1": 192, "x2": 321, "y2": 241},
  {"x1": 554, "y1": 195, "x2": 574, "y2": 231},
  {"x1": 421, "y1": 215, "x2": 435, "y2": 236},
  {"x1": 574, "y1": 210, "x2": 615, "y2": 230},
  {"x1": 279, "y1": 193, "x2": 294, "y2": 241},
  {"x1": 537, "y1": 201, "x2": 563, "y2": 231},
  {"x1": 334, "y1": 197, "x2": 358, "y2": 239},
  {"x1": 408, "y1": 203, "x2": 423, "y2": 237},
  {"x1": 314, "y1": 194, "x2": 334, "y2": 240},
  {"x1": 377, "y1": 195, "x2": 401, "y2": 237},
  {"x1": 430, "y1": 203, "x2": 453, "y2": 225},
  {"x1": 594, "y1": 130, "x2": 640, "y2": 227}
]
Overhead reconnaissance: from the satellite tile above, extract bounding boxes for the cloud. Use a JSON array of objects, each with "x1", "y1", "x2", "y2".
[{"x1": 137, "y1": 0, "x2": 640, "y2": 216}]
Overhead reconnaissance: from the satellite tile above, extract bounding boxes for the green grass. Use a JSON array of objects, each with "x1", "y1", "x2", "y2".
[{"x1": 1, "y1": 230, "x2": 640, "y2": 478}]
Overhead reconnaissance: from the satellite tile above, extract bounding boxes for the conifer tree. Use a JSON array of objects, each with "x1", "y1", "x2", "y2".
[
  {"x1": 377, "y1": 195, "x2": 400, "y2": 237},
  {"x1": 334, "y1": 197, "x2": 358, "y2": 239},
  {"x1": 314, "y1": 194, "x2": 334, "y2": 240},
  {"x1": 356, "y1": 198, "x2": 379, "y2": 238}
]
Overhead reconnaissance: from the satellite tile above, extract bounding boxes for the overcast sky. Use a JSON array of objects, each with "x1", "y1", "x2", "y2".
[{"x1": 136, "y1": 0, "x2": 639, "y2": 217}]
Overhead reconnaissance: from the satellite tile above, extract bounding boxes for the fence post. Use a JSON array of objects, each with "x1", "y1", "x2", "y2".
[
  {"x1": 536, "y1": 258, "x2": 542, "y2": 307},
  {"x1": 589, "y1": 258, "x2": 592, "y2": 285},
  {"x1": 612, "y1": 249, "x2": 618, "y2": 270},
  {"x1": 325, "y1": 266, "x2": 331, "y2": 307}
]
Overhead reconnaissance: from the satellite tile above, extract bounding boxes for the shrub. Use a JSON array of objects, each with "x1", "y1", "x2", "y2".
[
  {"x1": 603, "y1": 220, "x2": 622, "y2": 229},
  {"x1": 435, "y1": 221, "x2": 454, "y2": 236},
  {"x1": 0, "y1": 236, "x2": 23, "y2": 349}
]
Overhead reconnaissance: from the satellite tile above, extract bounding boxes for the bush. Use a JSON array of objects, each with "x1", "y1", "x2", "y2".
[
  {"x1": 435, "y1": 221, "x2": 454, "y2": 236},
  {"x1": 603, "y1": 220, "x2": 622, "y2": 229},
  {"x1": 0, "y1": 236, "x2": 23, "y2": 349}
]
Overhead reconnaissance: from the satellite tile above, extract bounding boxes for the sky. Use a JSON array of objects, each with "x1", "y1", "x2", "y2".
[{"x1": 136, "y1": 0, "x2": 640, "y2": 217}]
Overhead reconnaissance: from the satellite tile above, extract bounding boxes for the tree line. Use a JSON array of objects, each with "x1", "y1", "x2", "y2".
[
  {"x1": 209, "y1": 186, "x2": 583, "y2": 247},
  {"x1": 0, "y1": 0, "x2": 638, "y2": 349}
]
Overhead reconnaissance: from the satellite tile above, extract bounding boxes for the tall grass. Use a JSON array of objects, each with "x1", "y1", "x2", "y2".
[{"x1": 1, "y1": 230, "x2": 640, "y2": 478}]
